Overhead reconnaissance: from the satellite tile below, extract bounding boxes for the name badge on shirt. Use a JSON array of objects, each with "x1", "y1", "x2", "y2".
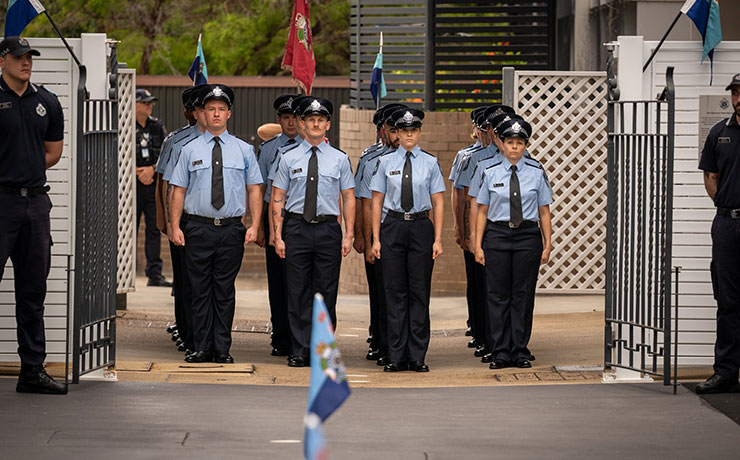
[
  {"x1": 718, "y1": 137, "x2": 731, "y2": 144},
  {"x1": 493, "y1": 183, "x2": 504, "y2": 188},
  {"x1": 292, "y1": 168, "x2": 303, "y2": 174},
  {"x1": 192, "y1": 160, "x2": 203, "y2": 166},
  {"x1": 390, "y1": 170, "x2": 401, "y2": 176},
  {"x1": 0, "y1": 102, "x2": 11, "y2": 110}
]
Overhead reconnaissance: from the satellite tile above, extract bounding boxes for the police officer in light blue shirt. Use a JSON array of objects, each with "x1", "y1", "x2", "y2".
[
  {"x1": 370, "y1": 108, "x2": 446, "y2": 373},
  {"x1": 169, "y1": 84, "x2": 264, "y2": 365},
  {"x1": 256, "y1": 94, "x2": 302, "y2": 357},
  {"x1": 474, "y1": 118, "x2": 553, "y2": 371},
  {"x1": 271, "y1": 97, "x2": 355, "y2": 367}
]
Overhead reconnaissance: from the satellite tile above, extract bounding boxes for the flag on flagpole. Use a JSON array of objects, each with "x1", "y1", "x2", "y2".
[
  {"x1": 681, "y1": 0, "x2": 722, "y2": 82},
  {"x1": 281, "y1": 0, "x2": 316, "y2": 95},
  {"x1": 4, "y1": 0, "x2": 45, "y2": 37},
  {"x1": 188, "y1": 34, "x2": 208, "y2": 86},
  {"x1": 369, "y1": 32, "x2": 387, "y2": 109},
  {"x1": 304, "y1": 294, "x2": 350, "y2": 460}
]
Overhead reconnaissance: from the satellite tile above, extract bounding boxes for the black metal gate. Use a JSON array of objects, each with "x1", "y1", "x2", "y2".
[
  {"x1": 604, "y1": 47, "x2": 676, "y2": 385},
  {"x1": 71, "y1": 48, "x2": 119, "y2": 383}
]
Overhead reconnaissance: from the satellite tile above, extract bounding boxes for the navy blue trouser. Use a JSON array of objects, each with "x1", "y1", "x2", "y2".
[
  {"x1": 170, "y1": 239, "x2": 194, "y2": 351},
  {"x1": 473, "y1": 257, "x2": 489, "y2": 350},
  {"x1": 183, "y1": 219, "x2": 245, "y2": 353},
  {"x1": 380, "y1": 216, "x2": 434, "y2": 363},
  {"x1": 263, "y1": 211, "x2": 290, "y2": 352},
  {"x1": 0, "y1": 193, "x2": 52, "y2": 366},
  {"x1": 463, "y1": 249, "x2": 478, "y2": 340},
  {"x1": 368, "y1": 244, "x2": 388, "y2": 356},
  {"x1": 710, "y1": 215, "x2": 740, "y2": 380},
  {"x1": 483, "y1": 223, "x2": 542, "y2": 362},
  {"x1": 283, "y1": 217, "x2": 342, "y2": 358},
  {"x1": 136, "y1": 180, "x2": 163, "y2": 278}
]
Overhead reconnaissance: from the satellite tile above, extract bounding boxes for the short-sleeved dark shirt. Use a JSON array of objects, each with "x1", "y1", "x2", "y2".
[
  {"x1": 699, "y1": 115, "x2": 740, "y2": 209},
  {"x1": 0, "y1": 77, "x2": 64, "y2": 188},
  {"x1": 136, "y1": 117, "x2": 167, "y2": 167}
]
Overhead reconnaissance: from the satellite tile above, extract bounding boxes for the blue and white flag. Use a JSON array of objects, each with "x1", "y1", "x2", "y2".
[
  {"x1": 369, "y1": 32, "x2": 387, "y2": 108},
  {"x1": 304, "y1": 294, "x2": 350, "y2": 460},
  {"x1": 681, "y1": 0, "x2": 722, "y2": 82},
  {"x1": 188, "y1": 33, "x2": 208, "y2": 86},
  {"x1": 4, "y1": 0, "x2": 45, "y2": 37}
]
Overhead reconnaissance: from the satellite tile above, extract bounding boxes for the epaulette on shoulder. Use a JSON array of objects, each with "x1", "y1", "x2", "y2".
[
  {"x1": 485, "y1": 160, "x2": 503, "y2": 171},
  {"x1": 361, "y1": 143, "x2": 381, "y2": 156},
  {"x1": 524, "y1": 158, "x2": 543, "y2": 169},
  {"x1": 180, "y1": 136, "x2": 199, "y2": 148},
  {"x1": 458, "y1": 143, "x2": 474, "y2": 153},
  {"x1": 38, "y1": 85, "x2": 58, "y2": 97},
  {"x1": 420, "y1": 149, "x2": 435, "y2": 157},
  {"x1": 280, "y1": 142, "x2": 301, "y2": 154},
  {"x1": 260, "y1": 135, "x2": 280, "y2": 147},
  {"x1": 334, "y1": 146, "x2": 349, "y2": 156}
]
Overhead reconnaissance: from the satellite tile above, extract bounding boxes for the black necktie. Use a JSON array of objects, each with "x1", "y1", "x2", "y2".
[
  {"x1": 509, "y1": 164, "x2": 523, "y2": 227},
  {"x1": 304, "y1": 146, "x2": 319, "y2": 222},
  {"x1": 285, "y1": 138, "x2": 296, "y2": 146},
  {"x1": 401, "y1": 151, "x2": 414, "y2": 212},
  {"x1": 211, "y1": 136, "x2": 225, "y2": 210}
]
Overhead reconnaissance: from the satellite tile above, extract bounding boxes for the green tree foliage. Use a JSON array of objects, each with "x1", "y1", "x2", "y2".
[{"x1": 1, "y1": 0, "x2": 349, "y2": 76}]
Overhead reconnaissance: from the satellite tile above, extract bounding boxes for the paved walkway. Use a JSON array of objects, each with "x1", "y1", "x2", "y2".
[{"x1": 1, "y1": 378, "x2": 738, "y2": 459}]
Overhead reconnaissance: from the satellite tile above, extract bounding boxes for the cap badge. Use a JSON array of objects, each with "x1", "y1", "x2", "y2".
[
  {"x1": 212, "y1": 86, "x2": 223, "y2": 97},
  {"x1": 310, "y1": 99, "x2": 322, "y2": 111},
  {"x1": 511, "y1": 122, "x2": 522, "y2": 133},
  {"x1": 402, "y1": 111, "x2": 414, "y2": 123},
  {"x1": 494, "y1": 108, "x2": 504, "y2": 116},
  {"x1": 36, "y1": 103, "x2": 46, "y2": 117},
  {"x1": 19, "y1": 38, "x2": 29, "y2": 47}
]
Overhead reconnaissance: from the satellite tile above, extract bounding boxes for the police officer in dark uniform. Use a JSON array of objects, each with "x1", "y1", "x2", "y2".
[
  {"x1": 371, "y1": 108, "x2": 446, "y2": 372},
  {"x1": 135, "y1": 88, "x2": 171, "y2": 287},
  {"x1": 473, "y1": 118, "x2": 552, "y2": 370},
  {"x1": 0, "y1": 36, "x2": 66, "y2": 394},
  {"x1": 271, "y1": 97, "x2": 356, "y2": 367},
  {"x1": 257, "y1": 93, "x2": 301, "y2": 357},
  {"x1": 696, "y1": 74, "x2": 740, "y2": 394},
  {"x1": 170, "y1": 84, "x2": 263, "y2": 363}
]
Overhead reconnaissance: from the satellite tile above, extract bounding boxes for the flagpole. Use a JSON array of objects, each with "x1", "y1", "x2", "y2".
[
  {"x1": 42, "y1": 10, "x2": 82, "y2": 68},
  {"x1": 642, "y1": 11, "x2": 682, "y2": 72}
]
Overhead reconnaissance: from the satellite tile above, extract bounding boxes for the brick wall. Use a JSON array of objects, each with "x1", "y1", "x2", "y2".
[{"x1": 338, "y1": 106, "x2": 472, "y2": 296}]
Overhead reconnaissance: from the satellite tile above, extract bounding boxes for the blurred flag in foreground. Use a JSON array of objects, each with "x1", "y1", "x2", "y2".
[
  {"x1": 304, "y1": 294, "x2": 350, "y2": 460},
  {"x1": 4, "y1": 0, "x2": 45, "y2": 37},
  {"x1": 369, "y1": 32, "x2": 387, "y2": 108},
  {"x1": 188, "y1": 33, "x2": 208, "y2": 86},
  {"x1": 681, "y1": 0, "x2": 722, "y2": 82},
  {"x1": 281, "y1": 0, "x2": 315, "y2": 94}
]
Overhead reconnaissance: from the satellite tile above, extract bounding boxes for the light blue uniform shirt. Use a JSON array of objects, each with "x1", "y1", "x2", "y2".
[
  {"x1": 449, "y1": 141, "x2": 480, "y2": 182},
  {"x1": 163, "y1": 126, "x2": 201, "y2": 182},
  {"x1": 259, "y1": 134, "x2": 300, "y2": 203},
  {"x1": 354, "y1": 142, "x2": 384, "y2": 198},
  {"x1": 170, "y1": 130, "x2": 263, "y2": 218},
  {"x1": 357, "y1": 145, "x2": 390, "y2": 200},
  {"x1": 156, "y1": 125, "x2": 195, "y2": 174},
  {"x1": 272, "y1": 139, "x2": 354, "y2": 216},
  {"x1": 370, "y1": 145, "x2": 446, "y2": 222},
  {"x1": 476, "y1": 157, "x2": 553, "y2": 222},
  {"x1": 469, "y1": 150, "x2": 541, "y2": 199},
  {"x1": 455, "y1": 144, "x2": 498, "y2": 190}
]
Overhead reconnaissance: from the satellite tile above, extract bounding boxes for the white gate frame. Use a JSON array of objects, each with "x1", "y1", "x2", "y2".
[{"x1": 117, "y1": 69, "x2": 136, "y2": 294}]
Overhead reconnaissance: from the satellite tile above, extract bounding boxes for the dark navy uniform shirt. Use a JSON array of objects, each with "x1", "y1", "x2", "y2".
[
  {"x1": 136, "y1": 116, "x2": 167, "y2": 168},
  {"x1": 0, "y1": 77, "x2": 64, "y2": 188},
  {"x1": 699, "y1": 115, "x2": 740, "y2": 209}
]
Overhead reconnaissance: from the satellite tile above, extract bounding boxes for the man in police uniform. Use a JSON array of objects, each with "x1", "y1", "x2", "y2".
[
  {"x1": 696, "y1": 74, "x2": 740, "y2": 394},
  {"x1": 135, "y1": 88, "x2": 171, "y2": 287},
  {"x1": 257, "y1": 93, "x2": 301, "y2": 356},
  {"x1": 0, "y1": 36, "x2": 66, "y2": 394},
  {"x1": 271, "y1": 97, "x2": 355, "y2": 367},
  {"x1": 170, "y1": 84, "x2": 263, "y2": 364}
]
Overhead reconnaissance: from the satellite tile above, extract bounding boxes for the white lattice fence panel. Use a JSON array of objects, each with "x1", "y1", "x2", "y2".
[
  {"x1": 514, "y1": 72, "x2": 607, "y2": 292},
  {"x1": 117, "y1": 69, "x2": 136, "y2": 293}
]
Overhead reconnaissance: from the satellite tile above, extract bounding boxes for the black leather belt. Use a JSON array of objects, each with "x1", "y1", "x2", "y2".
[
  {"x1": 491, "y1": 220, "x2": 538, "y2": 229},
  {"x1": 0, "y1": 185, "x2": 49, "y2": 197},
  {"x1": 387, "y1": 210, "x2": 429, "y2": 221},
  {"x1": 284, "y1": 211, "x2": 338, "y2": 223},
  {"x1": 183, "y1": 213, "x2": 242, "y2": 226},
  {"x1": 717, "y1": 208, "x2": 740, "y2": 219}
]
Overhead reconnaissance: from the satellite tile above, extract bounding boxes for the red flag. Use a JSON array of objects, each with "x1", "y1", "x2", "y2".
[{"x1": 281, "y1": 0, "x2": 316, "y2": 95}]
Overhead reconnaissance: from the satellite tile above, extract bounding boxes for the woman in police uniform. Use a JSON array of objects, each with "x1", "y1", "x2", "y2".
[
  {"x1": 473, "y1": 118, "x2": 552, "y2": 370},
  {"x1": 370, "y1": 108, "x2": 446, "y2": 372}
]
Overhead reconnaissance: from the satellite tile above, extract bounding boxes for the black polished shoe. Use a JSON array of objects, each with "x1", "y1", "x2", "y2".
[
  {"x1": 177, "y1": 342, "x2": 186, "y2": 352},
  {"x1": 184, "y1": 351, "x2": 213, "y2": 363},
  {"x1": 383, "y1": 362, "x2": 408, "y2": 372},
  {"x1": 410, "y1": 361, "x2": 429, "y2": 372},
  {"x1": 695, "y1": 374, "x2": 739, "y2": 394},
  {"x1": 148, "y1": 274, "x2": 173, "y2": 287},
  {"x1": 366, "y1": 334, "x2": 373, "y2": 344},
  {"x1": 376, "y1": 356, "x2": 390, "y2": 366},
  {"x1": 481, "y1": 353, "x2": 493, "y2": 363},
  {"x1": 467, "y1": 338, "x2": 479, "y2": 348},
  {"x1": 288, "y1": 356, "x2": 308, "y2": 367},
  {"x1": 184, "y1": 349, "x2": 194, "y2": 356},
  {"x1": 474, "y1": 346, "x2": 487, "y2": 357},
  {"x1": 465, "y1": 327, "x2": 472, "y2": 337},
  {"x1": 366, "y1": 349, "x2": 382, "y2": 360},
  {"x1": 16, "y1": 365, "x2": 67, "y2": 395},
  {"x1": 214, "y1": 352, "x2": 234, "y2": 364},
  {"x1": 489, "y1": 359, "x2": 510, "y2": 370},
  {"x1": 514, "y1": 358, "x2": 532, "y2": 369},
  {"x1": 528, "y1": 354, "x2": 536, "y2": 361},
  {"x1": 166, "y1": 324, "x2": 178, "y2": 334},
  {"x1": 271, "y1": 347, "x2": 289, "y2": 357},
  {"x1": 170, "y1": 332, "x2": 180, "y2": 342}
]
